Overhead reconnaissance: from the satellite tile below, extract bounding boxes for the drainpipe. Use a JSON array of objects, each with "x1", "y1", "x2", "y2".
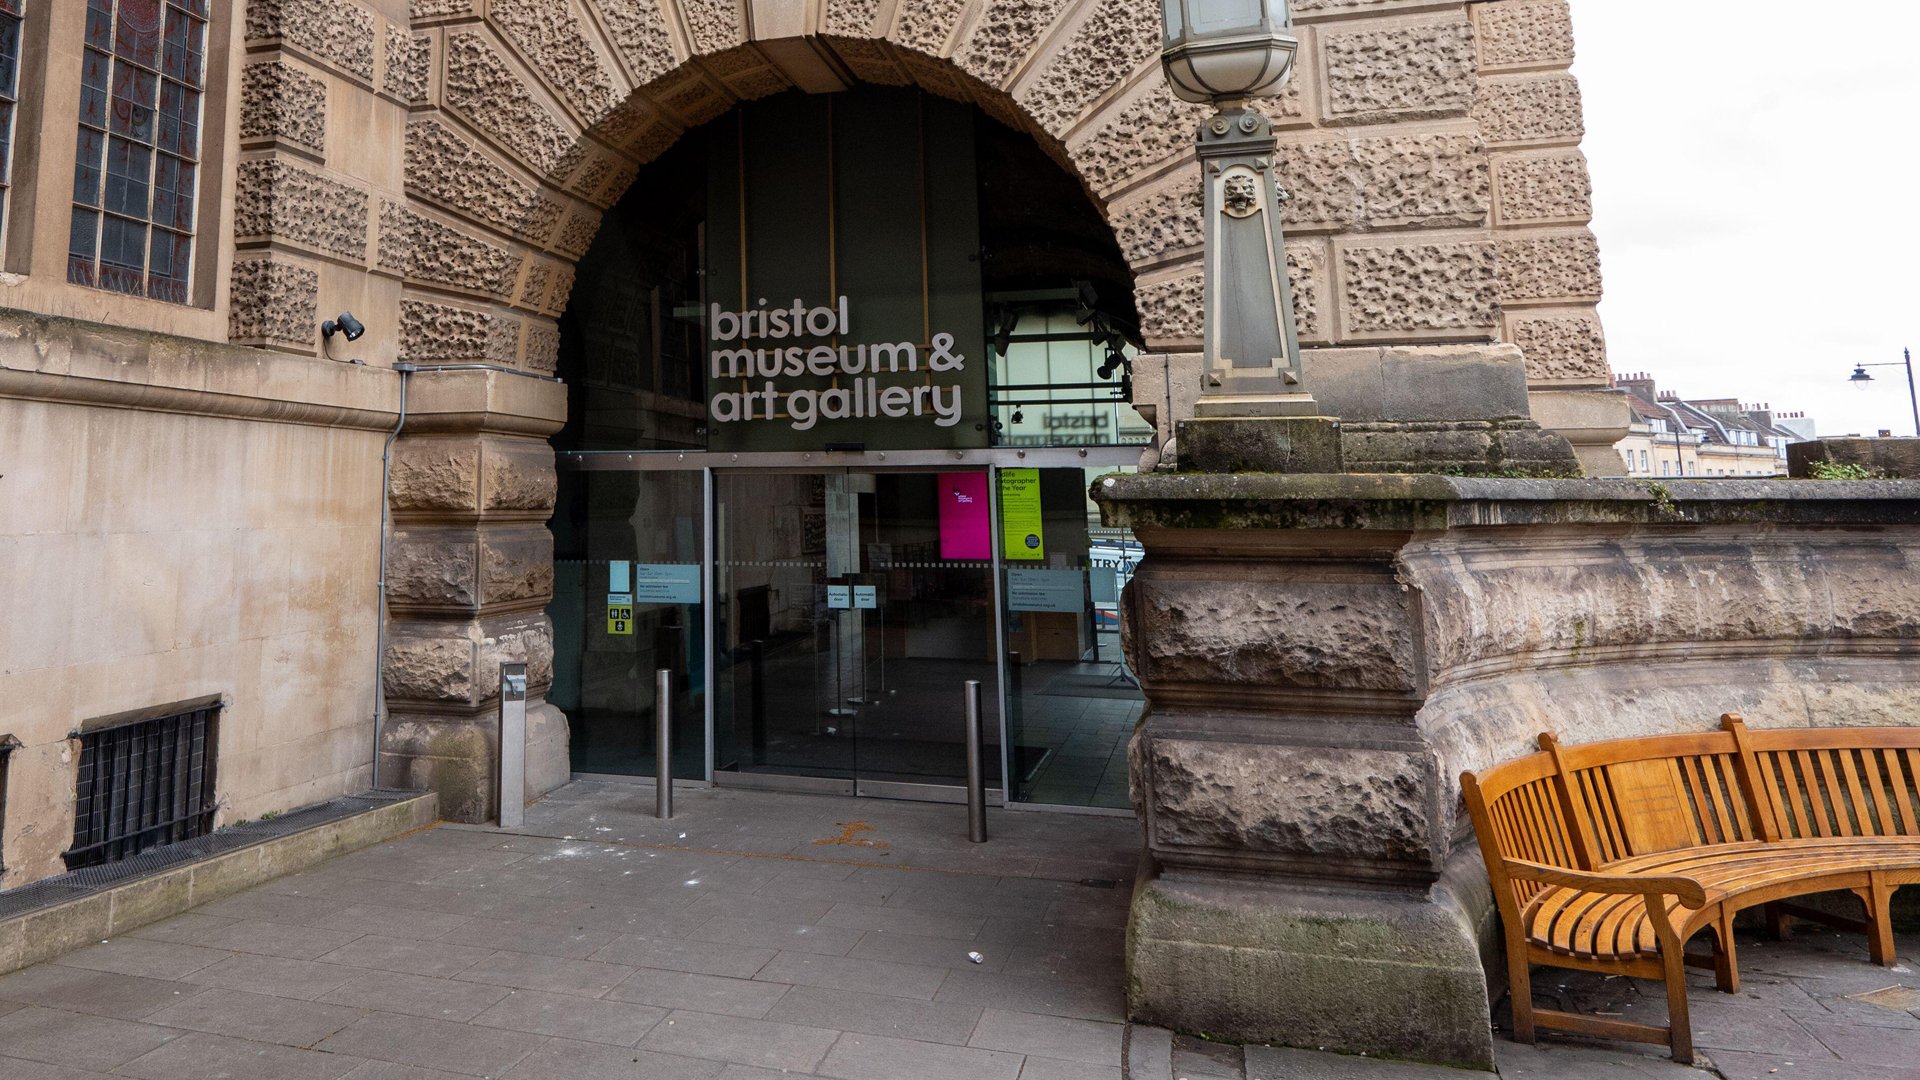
[{"x1": 371, "y1": 363, "x2": 415, "y2": 786}]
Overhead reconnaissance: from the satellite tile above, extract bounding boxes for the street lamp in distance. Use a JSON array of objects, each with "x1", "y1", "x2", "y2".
[{"x1": 1846, "y1": 348, "x2": 1918, "y2": 437}]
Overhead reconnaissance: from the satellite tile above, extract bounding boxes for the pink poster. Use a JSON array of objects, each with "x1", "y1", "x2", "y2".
[{"x1": 938, "y1": 472, "x2": 991, "y2": 561}]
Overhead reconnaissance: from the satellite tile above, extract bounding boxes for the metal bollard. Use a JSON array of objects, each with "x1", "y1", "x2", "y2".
[
  {"x1": 499, "y1": 663, "x2": 528, "y2": 829},
  {"x1": 656, "y1": 668, "x2": 673, "y2": 820},
  {"x1": 964, "y1": 680, "x2": 987, "y2": 843}
]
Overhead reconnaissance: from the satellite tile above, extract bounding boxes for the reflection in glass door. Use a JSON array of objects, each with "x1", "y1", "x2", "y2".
[{"x1": 713, "y1": 470, "x2": 1007, "y2": 795}]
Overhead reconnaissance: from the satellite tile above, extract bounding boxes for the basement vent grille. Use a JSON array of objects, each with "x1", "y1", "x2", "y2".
[{"x1": 62, "y1": 704, "x2": 219, "y2": 871}]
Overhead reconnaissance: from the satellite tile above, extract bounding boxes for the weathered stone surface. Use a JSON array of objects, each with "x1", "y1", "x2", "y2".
[
  {"x1": 1146, "y1": 739, "x2": 1436, "y2": 863},
  {"x1": 680, "y1": 0, "x2": 744, "y2": 53},
  {"x1": 1790, "y1": 438, "x2": 1920, "y2": 479},
  {"x1": 828, "y1": 35, "x2": 912, "y2": 87},
  {"x1": 1340, "y1": 241, "x2": 1500, "y2": 334},
  {"x1": 1111, "y1": 181, "x2": 1201, "y2": 267},
  {"x1": 1473, "y1": 73, "x2": 1584, "y2": 145},
  {"x1": 403, "y1": 36, "x2": 432, "y2": 104},
  {"x1": 405, "y1": 119, "x2": 557, "y2": 241},
  {"x1": 1273, "y1": 132, "x2": 1489, "y2": 232},
  {"x1": 556, "y1": 207, "x2": 602, "y2": 257},
  {"x1": 1498, "y1": 231, "x2": 1601, "y2": 301},
  {"x1": 399, "y1": 297, "x2": 522, "y2": 365},
  {"x1": 481, "y1": 526, "x2": 556, "y2": 604},
  {"x1": 444, "y1": 32, "x2": 577, "y2": 174},
  {"x1": 246, "y1": 0, "x2": 376, "y2": 83},
  {"x1": 1511, "y1": 311, "x2": 1607, "y2": 381},
  {"x1": 649, "y1": 68, "x2": 733, "y2": 126},
  {"x1": 1176, "y1": 416, "x2": 1344, "y2": 475},
  {"x1": 1340, "y1": 419, "x2": 1580, "y2": 476},
  {"x1": 1133, "y1": 576, "x2": 1418, "y2": 691},
  {"x1": 234, "y1": 160, "x2": 369, "y2": 259},
  {"x1": 1322, "y1": 19, "x2": 1475, "y2": 121},
  {"x1": 239, "y1": 61, "x2": 327, "y2": 153},
  {"x1": 391, "y1": 439, "x2": 482, "y2": 511},
  {"x1": 1304, "y1": 343, "x2": 1532, "y2": 424},
  {"x1": 381, "y1": 202, "x2": 523, "y2": 299},
  {"x1": 597, "y1": 0, "x2": 679, "y2": 84},
  {"x1": 493, "y1": 0, "x2": 621, "y2": 123},
  {"x1": 384, "y1": 613, "x2": 554, "y2": 706},
  {"x1": 411, "y1": 0, "x2": 476, "y2": 15},
  {"x1": 382, "y1": 23, "x2": 412, "y2": 100},
  {"x1": 519, "y1": 261, "x2": 552, "y2": 308},
  {"x1": 1071, "y1": 88, "x2": 1205, "y2": 196},
  {"x1": 1474, "y1": 0, "x2": 1575, "y2": 69},
  {"x1": 548, "y1": 264, "x2": 578, "y2": 312},
  {"x1": 955, "y1": 0, "x2": 1068, "y2": 88},
  {"x1": 228, "y1": 257, "x2": 319, "y2": 347},
  {"x1": 1018, "y1": 0, "x2": 1158, "y2": 135},
  {"x1": 1494, "y1": 150, "x2": 1591, "y2": 222}
]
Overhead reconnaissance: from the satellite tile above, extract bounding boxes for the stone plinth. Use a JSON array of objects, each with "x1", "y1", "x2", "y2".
[{"x1": 1094, "y1": 474, "x2": 1920, "y2": 1068}]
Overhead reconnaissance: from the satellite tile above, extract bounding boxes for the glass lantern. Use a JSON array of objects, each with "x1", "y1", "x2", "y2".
[{"x1": 1161, "y1": 0, "x2": 1297, "y2": 105}]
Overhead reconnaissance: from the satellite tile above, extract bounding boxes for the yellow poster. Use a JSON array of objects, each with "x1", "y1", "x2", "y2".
[
  {"x1": 999, "y1": 468, "x2": 1044, "y2": 560},
  {"x1": 606, "y1": 605, "x2": 634, "y2": 634}
]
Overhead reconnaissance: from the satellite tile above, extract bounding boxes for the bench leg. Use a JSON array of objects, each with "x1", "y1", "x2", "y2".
[
  {"x1": 1764, "y1": 901, "x2": 1793, "y2": 941},
  {"x1": 1853, "y1": 872, "x2": 1899, "y2": 968},
  {"x1": 1713, "y1": 907, "x2": 1739, "y2": 994},
  {"x1": 1657, "y1": 926, "x2": 1694, "y2": 1065},
  {"x1": 1507, "y1": 941, "x2": 1536, "y2": 1044}
]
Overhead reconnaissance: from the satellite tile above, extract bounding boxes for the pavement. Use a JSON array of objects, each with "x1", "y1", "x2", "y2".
[{"x1": 0, "y1": 779, "x2": 1917, "y2": 1079}]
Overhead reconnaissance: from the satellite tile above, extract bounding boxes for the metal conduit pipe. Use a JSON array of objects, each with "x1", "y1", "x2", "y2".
[
  {"x1": 398, "y1": 363, "x2": 564, "y2": 383},
  {"x1": 370, "y1": 364, "x2": 413, "y2": 784}
]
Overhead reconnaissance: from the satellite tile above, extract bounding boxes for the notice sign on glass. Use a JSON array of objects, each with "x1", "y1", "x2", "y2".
[
  {"x1": 999, "y1": 468, "x2": 1043, "y2": 560},
  {"x1": 826, "y1": 585, "x2": 853, "y2": 610},
  {"x1": 938, "y1": 473, "x2": 991, "y2": 561},
  {"x1": 1007, "y1": 569, "x2": 1084, "y2": 613},
  {"x1": 633, "y1": 564, "x2": 701, "y2": 604},
  {"x1": 853, "y1": 585, "x2": 878, "y2": 610}
]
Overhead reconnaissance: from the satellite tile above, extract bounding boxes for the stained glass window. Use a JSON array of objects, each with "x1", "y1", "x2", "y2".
[
  {"x1": 0, "y1": 1, "x2": 22, "y2": 245},
  {"x1": 70, "y1": 0, "x2": 205, "y2": 304}
]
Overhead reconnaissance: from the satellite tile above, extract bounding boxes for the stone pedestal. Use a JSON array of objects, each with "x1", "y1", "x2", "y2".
[
  {"x1": 379, "y1": 369, "x2": 571, "y2": 822},
  {"x1": 1096, "y1": 474, "x2": 1920, "y2": 1068}
]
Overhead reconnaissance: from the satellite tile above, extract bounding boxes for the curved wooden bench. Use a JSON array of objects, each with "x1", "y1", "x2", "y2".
[{"x1": 1461, "y1": 716, "x2": 1920, "y2": 1064}]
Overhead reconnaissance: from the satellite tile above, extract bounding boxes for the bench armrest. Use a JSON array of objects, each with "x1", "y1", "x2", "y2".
[{"x1": 1504, "y1": 858, "x2": 1709, "y2": 909}]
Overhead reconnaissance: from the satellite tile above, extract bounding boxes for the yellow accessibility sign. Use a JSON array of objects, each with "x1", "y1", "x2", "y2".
[{"x1": 607, "y1": 605, "x2": 634, "y2": 635}]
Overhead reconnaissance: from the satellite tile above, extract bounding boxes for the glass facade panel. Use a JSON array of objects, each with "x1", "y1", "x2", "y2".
[{"x1": 69, "y1": 0, "x2": 205, "y2": 302}]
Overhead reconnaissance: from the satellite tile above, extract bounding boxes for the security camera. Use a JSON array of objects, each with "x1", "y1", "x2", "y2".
[{"x1": 321, "y1": 312, "x2": 366, "y2": 342}]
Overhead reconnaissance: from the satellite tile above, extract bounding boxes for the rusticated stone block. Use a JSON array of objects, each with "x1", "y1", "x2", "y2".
[
  {"x1": 481, "y1": 525, "x2": 556, "y2": 604},
  {"x1": 825, "y1": 0, "x2": 882, "y2": 37},
  {"x1": 894, "y1": 0, "x2": 967, "y2": 54},
  {"x1": 1112, "y1": 181, "x2": 1202, "y2": 267},
  {"x1": 1341, "y1": 241, "x2": 1500, "y2": 334},
  {"x1": 228, "y1": 257, "x2": 319, "y2": 348},
  {"x1": 1494, "y1": 151, "x2": 1591, "y2": 222},
  {"x1": 381, "y1": 203, "x2": 522, "y2": 299},
  {"x1": 239, "y1": 61, "x2": 327, "y2": 153},
  {"x1": 1354, "y1": 133, "x2": 1489, "y2": 228},
  {"x1": 549, "y1": 264, "x2": 578, "y2": 312},
  {"x1": 444, "y1": 32, "x2": 577, "y2": 174},
  {"x1": 597, "y1": 0, "x2": 678, "y2": 84},
  {"x1": 1071, "y1": 88, "x2": 1209, "y2": 196},
  {"x1": 651, "y1": 68, "x2": 732, "y2": 126},
  {"x1": 402, "y1": 36, "x2": 431, "y2": 104},
  {"x1": 1017, "y1": 0, "x2": 1159, "y2": 135},
  {"x1": 391, "y1": 438, "x2": 481, "y2": 511},
  {"x1": 1136, "y1": 272, "x2": 1203, "y2": 346},
  {"x1": 382, "y1": 23, "x2": 410, "y2": 100},
  {"x1": 410, "y1": 0, "x2": 475, "y2": 15},
  {"x1": 384, "y1": 611, "x2": 554, "y2": 706},
  {"x1": 955, "y1": 0, "x2": 1069, "y2": 88},
  {"x1": 828, "y1": 35, "x2": 911, "y2": 87},
  {"x1": 520, "y1": 261, "x2": 552, "y2": 309},
  {"x1": 406, "y1": 119, "x2": 554, "y2": 240},
  {"x1": 399, "y1": 297, "x2": 522, "y2": 365},
  {"x1": 1474, "y1": 0, "x2": 1575, "y2": 69},
  {"x1": 1498, "y1": 231, "x2": 1601, "y2": 301},
  {"x1": 1322, "y1": 19, "x2": 1475, "y2": 121},
  {"x1": 1287, "y1": 242, "x2": 1326, "y2": 343},
  {"x1": 246, "y1": 0, "x2": 375, "y2": 82},
  {"x1": 681, "y1": 0, "x2": 744, "y2": 53},
  {"x1": 492, "y1": 0, "x2": 619, "y2": 123},
  {"x1": 1134, "y1": 575, "x2": 1419, "y2": 691},
  {"x1": 1511, "y1": 311, "x2": 1608, "y2": 381},
  {"x1": 524, "y1": 320, "x2": 561, "y2": 375},
  {"x1": 1472, "y1": 73, "x2": 1583, "y2": 145},
  {"x1": 1146, "y1": 739, "x2": 1438, "y2": 864},
  {"x1": 388, "y1": 531, "x2": 480, "y2": 606},
  {"x1": 557, "y1": 208, "x2": 601, "y2": 258},
  {"x1": 234, "y1": 160, "x2": 369, "y2": 259}
]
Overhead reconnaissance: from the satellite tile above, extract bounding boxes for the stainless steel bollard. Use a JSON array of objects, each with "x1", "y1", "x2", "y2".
[
  {"x1": 499, "y1": 663, "x2": 528, "y2": 829},
  {"x1": 964, "y1": 680, "x2": 987, "y2": 843},
  {"x1": 656, "y1": 669, "x2": 673, "y2": 820}
]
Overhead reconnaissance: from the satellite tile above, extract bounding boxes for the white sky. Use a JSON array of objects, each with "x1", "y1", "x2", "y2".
[{"x1": 1570, "y1": 0, "x2": 1920, "y2": 438}]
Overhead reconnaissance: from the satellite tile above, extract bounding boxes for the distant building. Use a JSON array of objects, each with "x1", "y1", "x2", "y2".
[{"x1": 1612, "y1": 374, "x2": 1807, "y2": 477}]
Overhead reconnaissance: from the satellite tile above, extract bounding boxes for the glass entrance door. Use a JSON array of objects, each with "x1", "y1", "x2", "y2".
[{"x1": 713, "y1": 469, "x2": 1004, "y2": 796}]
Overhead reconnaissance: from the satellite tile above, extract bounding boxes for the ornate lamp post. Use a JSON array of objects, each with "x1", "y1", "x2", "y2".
[
  {"x1": 1162, "y1": 0, "x2": 1311, "y2": 419},
  {"x1": 1847, "y1": 348, "x2": 1919, "y2": 437}
]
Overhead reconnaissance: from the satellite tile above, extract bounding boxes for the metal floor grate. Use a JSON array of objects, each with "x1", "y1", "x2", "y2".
[{"x1": 0, "y1": 789, "x2": 423, "y2": 922}]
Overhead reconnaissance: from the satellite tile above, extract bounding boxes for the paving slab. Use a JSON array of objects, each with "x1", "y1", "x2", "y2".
[{"x1": 637, "y1": 1009, "x2": 841, "y2": 1072}]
